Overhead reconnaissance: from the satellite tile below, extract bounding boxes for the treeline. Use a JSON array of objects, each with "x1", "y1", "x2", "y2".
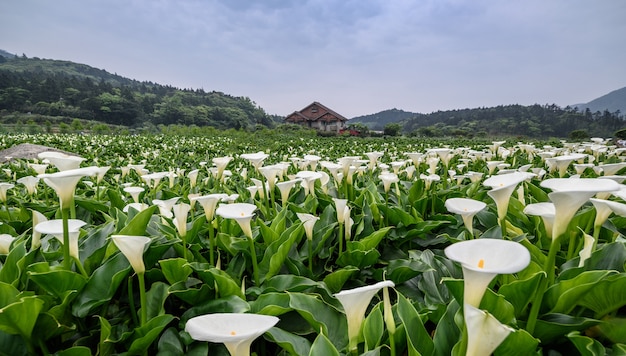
[
  {"x1": 0, "y1": 55, "x2": 276, "y2": 130},
  {"x1": 402, "y1": 104, "x2": 625, "y2": 138}
]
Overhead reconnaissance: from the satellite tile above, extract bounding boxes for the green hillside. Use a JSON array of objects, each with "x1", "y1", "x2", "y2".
[{"x1": 0, "y1": 54, "x2": 277, "y2": 131}]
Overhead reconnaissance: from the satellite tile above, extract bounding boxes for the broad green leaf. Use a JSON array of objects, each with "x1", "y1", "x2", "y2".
[
  {"x1": 356, "y1": 226, "x2": 393, "y2": 250},
  {"x1": 262, "y1": 275, "x2": 320, "y2": 293},
  {"x1": 146, "y1": 281, "x2": 169, "y2": 320},
  {"x1": 386, "y1": 258, "x2": 431, "y2": 284},
  {"x1": 533, "y1": 313, "x2": 600, "y2": 344},
  {"x1": 190, "y1": 263, "x2": 245, "y2": 299},
  {"x1": 0, "y1": 296, "x2": 44, "y2": 340},
  {"x1": 54, "y1": 346, "x2": 92, "y2": 356},
  {"x1": 159, "y1": 258, "x2": 192, "y2": 285},
  {"x1": 498, "y1": 271, "x2": 544, "y2": 318},
  {"x1": 0, "y1": 241, "x2": 26, "y2": 286},
  {"x1": 433, "y1": 299, "x2": 461, "y2": 356},
  {"x1": 180, "y1": 295, "x2": 249, "y2": 324},
  {"x1": 27, "y1": 269, "x2": 87, "y2": 300},
  {"x1": 567, "y1": 331, "x2": 606, "y2": 356},
  {"x1": 127, "y1": 314, "x2": 176, "y2": 355},
  {"x1": 596, "y1": 316, "x2": 626, "y2": 344},
  {"x1": 0, "y1": 281, "x2": 19, "y2": 307},
  {"x1": 168, "y1": 279, "x2": 213, "y2": 305},
  {"x1": 494, "y1": 329, "x2": 539, "y2": 356},
  {"x1": 578, "y1": 274, "x2": 626, "y2": 318},
  {"x1": 249, "y1": 292, "x2": 292, "y2": 315},
  {"x1": 98, "y1": 316, "x2": 115, "y2": 356},
  {"x1": 156, "y1": 327, "x2": 184, "y2": 356},
  {"x1": 545, "y1": 270, "x2": 615, "y2": 314},
  {"x1": 265, "y1": 224, "x2": 304, "y2": 281},
  {"x1": 363, "y1": 303, "x2": 384, "y2": 351},
  {"x1": 289, "y1": 292, "x2": 347, "y2": 350},
  {"x1": 323, "y1": 267, "x2": 359, "y2": 293},
  {"x1": 397, "y1": 292, "x2": 434, "y2": 356},
  {"x1": 309, "y1": 332, "x2": 340, "y2": 356},
  {"x1": 336, "y1": 248, "x2": 380, "y2": 269},
  {"x1": 117, "y1": 204, "x2": 158, "y2": 236},
  {"x1": 72, "y1": 252, "x2": 131, "y2": 317},
  {"x1": 266, "y1": 327, "x2": 312, "y2": 356}
]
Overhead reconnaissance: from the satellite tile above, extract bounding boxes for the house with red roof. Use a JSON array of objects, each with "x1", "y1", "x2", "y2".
[{"x1": 284, "y1": 102, "x2": 348, "y2": 133}]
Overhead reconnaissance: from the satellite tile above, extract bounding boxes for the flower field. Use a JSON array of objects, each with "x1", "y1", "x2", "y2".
[{"x1": 1, "y1": 132, "x2": 626, "y2": 355}]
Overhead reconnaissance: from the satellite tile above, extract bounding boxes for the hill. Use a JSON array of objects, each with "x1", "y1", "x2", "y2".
[
  {"x1": 349, "y1": 108, "x2": 420, "y2": 131},
  {"x1": 573, "y1": 86, "x2": 626, "y2": 114},
  {"x1": 0, "y1": 53, "x2": 277, "y2": 131}
]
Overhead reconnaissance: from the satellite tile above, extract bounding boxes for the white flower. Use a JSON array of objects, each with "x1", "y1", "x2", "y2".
[
  {"x1": 464, "y1": 303, "x2": 514, "y2": 356},
  {"x1": 334, "y1": 281, "x2": 395, "y2": 352},
  {"x1": 296, "y1": 213, "x2": 319, "y2": 241},
  {"x1": 445, "y1": 239, "x2": 530, "y2": 307},
  {"x1": 445, "y1": 198, "x2": 487, "y2": 234},
  {"x1": 111, "y1": 235, "x2": 151, "y2": 274},
  {"x1": 215, "y1": 203, "x2": 257, "y2": 239},
  {"x1": 185, "y1": 313, "x2": 279, "y2": 356}
]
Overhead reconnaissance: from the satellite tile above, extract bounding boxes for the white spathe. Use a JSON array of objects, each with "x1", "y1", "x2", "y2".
[
  {"x1": 111, "y1": 235, "x2": 151, "y2": 274},
  {"x1": 445, "y1": 239, "x2": 530, "y2": 307},
  {"x1": 185, "y1": 313, "x2": 279, "y2": 356},
  {"x1": 334, "y1": 280, "x2": 395, "y2": 351}
]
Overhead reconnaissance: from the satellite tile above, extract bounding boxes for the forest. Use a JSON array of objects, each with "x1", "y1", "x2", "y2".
[{"x1": 0, "y1": 55, "x2": 276, "y2": 131}]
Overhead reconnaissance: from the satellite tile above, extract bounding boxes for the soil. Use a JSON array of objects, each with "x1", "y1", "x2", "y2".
[{"x1": 0, "y1": 143, "x2": 77, "y2": 163}]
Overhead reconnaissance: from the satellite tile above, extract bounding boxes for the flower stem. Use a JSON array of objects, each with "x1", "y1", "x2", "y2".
[
  {"x1": 208, "y1": 224, "x2": 216, "y2": 266},
  {"x1": 308, "y1": 240, "x2": 313, "y2": 274},
  {"x1": 526, "y1": 236, "x2": 561, "y2": 334},
  {"x1": 338, "y1": 223, "x2": 344, "y2": 256},
  {"x1": 138, "y1": 272, "x2": 147, "y2": 326},
  {"x1": 61, "y1": 208, "x2": 72, "y2": 270},
  {"x1": 248, "y1": 236, "x2": 260, "y2": 285}
]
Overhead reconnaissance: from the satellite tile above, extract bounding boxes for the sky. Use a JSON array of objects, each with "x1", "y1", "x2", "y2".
[{"x1": 1, "y1": 0, "x2": 625, "y2": 118}]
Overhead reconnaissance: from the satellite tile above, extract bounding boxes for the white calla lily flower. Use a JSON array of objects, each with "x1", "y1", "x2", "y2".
[
  {"x1": 185, "y1": 313, "x2": 279, "y2": 356},
  {"x1": 445, "y1": 198, "x2": 487, "y2": 234},
  {"x1": 111, "y1": 235, "x2": 151, "y2": 274},
  {"x1": 445, "y1": 239, "x2": 530, "y2": 307},
  {"x1": 464, "y1": 303, "x2": 514, "y2": 356},
  {"x1": 334, "y1": 280, "x2": 395, "y2": 352}
]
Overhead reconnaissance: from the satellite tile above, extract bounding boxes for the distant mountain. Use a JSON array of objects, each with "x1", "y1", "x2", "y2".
[
  {"x1": 350, "y1": 108, "x2": 420, "y2": 131},
  {"x1": 573, "y1": 86, "x2": 626, "y2": 114},
  {"x1": 0, "y1": 50, "x2": 16, "y2": 59}
]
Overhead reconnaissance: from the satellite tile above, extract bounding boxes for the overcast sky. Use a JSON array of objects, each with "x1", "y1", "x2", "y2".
[{"x1": 1, "y1": 0, "x2": 625, "y2": 118}]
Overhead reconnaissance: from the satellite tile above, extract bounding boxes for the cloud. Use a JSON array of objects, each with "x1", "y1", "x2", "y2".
[{"x1": 1, "y1": 0, "x2": 625, "y2": 117}]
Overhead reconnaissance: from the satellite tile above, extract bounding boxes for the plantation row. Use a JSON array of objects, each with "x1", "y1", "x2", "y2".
[{"x1": 0, "y1": 133, "x2": 625, "y2": 355}]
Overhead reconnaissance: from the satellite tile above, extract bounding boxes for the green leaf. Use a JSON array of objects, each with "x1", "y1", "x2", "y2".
[
  {"x1": 146, "y1": 282, "x2": 169, "y2": 320},
  {"x1": 363, "y1": 303, "x2": 384, "y2": 351},
  {"x1": 494, "y1": 329, "x2": 539, "y2": 355},
  {"x1": 118, "y1": 204, "x2": 158, "y2": 236},
  {"x1": 578, "y1": 273, "x2": 626, "y2": 318},
  {"x1": 159, "y1": 258, "x2": 192, "y2": 285},
  {"x1": 72, "y1": 252, "x2": 131, "y2": 318},
  {"x1": 386, "y1": 258, "x2": 431, "y2": 284},
  {"x1": 533, "y1": 313, "x2": 600, "y2": 344},
  {"x1": 54, "y1": 346, "x2": 92, "y2": 356},
  {"x1": 356, "y1": 226, "x2": 393, "y2": 250},
  {"x1": 0, "y1": 241, "x2": 26, "y2": 285},
  {"x1": 266, "y1": 327, "x2": 312, "y2": 356},
  {"x1": 567, "y1": 331, "x2": 606, "y2": 356},
  {"x1": 397, "y1": 292, "x2": 434, "y2": 356},
  {"x1": 156, "y1": 327, "x2": 184, "y2": 356},
  {"x1": 596, "y1": 316, "x2": 626, "y2": 344},
  {"x1": 0, "y1": 296, "x2": 44, "y2": 340},
  {"x1": 498, "y1": 271, "x2": 544, "y2": 318},
  {"x1": 249, "y1": 292, "x2": 292, "y2": 315},
  {"x1": 27, "y1": 269, "x2": 87, "y2": 300},
  {"x1": 98, "y1": 316, "x2": 115, "y2": 356},
  {"x1": 323, "y1": 267, "x2": 359, "y2": 293},
  {"x1": 336, "y1": 248, "x2": 380, "y2": 269},
  {"x1": 265, "y1": 224, "x2": 304, "y2": 281},
  {"x1": 190, "y1": 263, "x2": 245, "y2": 299},
  {"x1": 309, "y1": 332, "x2": 340, "y2": 356},
  {"x1": 289, "y1": 292, "x2": 347, "y2": 350},
  {"x1": 545, "y1": 270, "x2": 615, "y2": 314},
  {"x1": 433, "y1": 299, "x2": 461, "y2": 356},
  {"x1": 127, "y1": 314, "x2": 176, "y2": 355}
]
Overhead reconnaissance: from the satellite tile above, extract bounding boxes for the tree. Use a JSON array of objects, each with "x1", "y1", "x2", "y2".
[
  {"x1": 568, "y1": 129, "x2": 589, "y2": 141},
  {"x1": 384, "y1": 123, "x2": 402, "y2": 136}
]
